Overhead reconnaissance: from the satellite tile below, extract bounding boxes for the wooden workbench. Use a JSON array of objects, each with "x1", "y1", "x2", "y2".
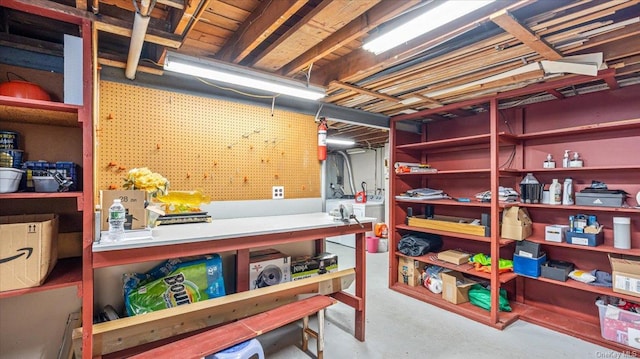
[{"x1": 86, "y1": 212, "x2": 373, "y2": 356}]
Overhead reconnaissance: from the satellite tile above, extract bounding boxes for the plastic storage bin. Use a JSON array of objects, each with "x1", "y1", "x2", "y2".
[
  {"x1": 597, "y1": 299, "x2": 640, "y2": 348},
  {"x1": 0, "y1": 168, "x2": 23, "y2": 193},
  {"x1": 513, "y1": 253, "x2": 546, "y2": 278}
]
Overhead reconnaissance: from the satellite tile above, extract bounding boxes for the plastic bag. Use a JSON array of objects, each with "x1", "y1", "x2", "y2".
[
  {"x1": 468, "y1": 284, "x2": 512, "y2": 312},
  {"x1": 123, "y1": 254, "x2": 226, "y2": 316},
  {"x1": 397, "y1": 233, "x2": 443, "y2": 256}
]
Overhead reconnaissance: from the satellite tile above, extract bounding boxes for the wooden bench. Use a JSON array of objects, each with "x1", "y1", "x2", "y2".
[
  {"x1": 130, "y1": 294, "x2": 336, "y2": 359},
  {"x1": 74, "y1": 268, "x2": 355, "y2": 358}
]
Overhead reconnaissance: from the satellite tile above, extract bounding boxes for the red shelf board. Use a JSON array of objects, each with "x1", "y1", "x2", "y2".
[
  {"x1": 0, "y1": 257, "x2": 82, "y2": 299},
  {"x1": 396, "y1": 252, "x2": 518, "y2": 283},
  {"x1": 390, "y1": 282, "x2": 521, "y2": 329},
  {"x1": 396, "y1": 224, "x2": 513, "y2": 245},
  {"x1": 517, "y1": 118, "x2": 640, "y2": 140},
  {"x1": 518, "y1": 202, "x2": 640, "y2": 214},
  {"x1": 525, "y1": 235, "x2": 640, "y2": 256},
  {"x1": 0, "y1": 192, "x2": 83, "y2": 200}
]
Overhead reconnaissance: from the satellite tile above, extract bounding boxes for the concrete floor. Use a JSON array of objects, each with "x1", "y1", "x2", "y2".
[{"x1": 257, "y1": 242, "x2": 616, "y2": 359}]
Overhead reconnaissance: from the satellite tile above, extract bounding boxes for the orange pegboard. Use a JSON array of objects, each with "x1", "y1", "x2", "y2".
[{"x1": 96, "y1": 81, "x2": 320, "y2": 201}]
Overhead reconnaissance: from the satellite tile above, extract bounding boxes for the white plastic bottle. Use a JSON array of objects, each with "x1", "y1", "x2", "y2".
[
  {"x1": 562, "y1": 178, "x2": 574, "y2": 205},
  {"x1": 562, "y1": 150, "x2": 570, "y2": 168},
  {"x1": 549, "y1": 179, "x2": 562, "y2": 205},
  {"x1": 108, "y1": 199, "x2": 126, "y2": 241}
]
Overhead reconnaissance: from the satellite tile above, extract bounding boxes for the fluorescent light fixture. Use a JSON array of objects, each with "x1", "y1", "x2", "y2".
[
  {"x1": 363, "y1": 0, "x2": 495, "y2": 55},
  {"x1": 346, "y1": 148, "x2": 366, "y2": 155},
  {"x1": 164, "y1": 52, "x2": 326, "y2": 101},
  {"x1": 326, "y1": 138, "x2": 355, "y2": 146}
]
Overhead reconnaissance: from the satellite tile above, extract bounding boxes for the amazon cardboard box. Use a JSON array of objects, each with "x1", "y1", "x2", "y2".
[
  {"x1": 100, "y1": 190, "x2": 147, "y2": 231},
  {"x1": 398, "y1": 256, "x2": 425, "y2": 287},
  {"x1": 0, "y1": 214, "x2": 58, "y2": 292}
]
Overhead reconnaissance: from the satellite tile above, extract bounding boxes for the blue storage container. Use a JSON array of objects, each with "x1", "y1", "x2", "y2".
[{"x1": 513, "y1": 253, "x2": 547, "y2": 278}]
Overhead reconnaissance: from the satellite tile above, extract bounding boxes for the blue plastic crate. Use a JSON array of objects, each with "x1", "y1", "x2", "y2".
[
  {"x1": 20, "y1": 161, "x2": 78, "y2": 191},
  {"x1": 513, "y1": 253, "x2": 547, "y2": 278}
]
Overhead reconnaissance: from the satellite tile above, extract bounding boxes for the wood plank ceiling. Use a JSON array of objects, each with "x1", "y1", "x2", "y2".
[{"x1": 2, "y1": 0, "x2": 640, "y2": 149}]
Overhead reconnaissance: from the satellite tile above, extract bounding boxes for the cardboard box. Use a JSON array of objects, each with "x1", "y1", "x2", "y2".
[
  {"x1": 0, "y1": 214, "x2": 58, "y2": 292},
  {"x1": 501, "y1": 206, "x2": 532, "y2": 240},
  {"x1": 566, "y1": 230, "x2": 604, "y2": 247},
  {"x1": 291, "y1": 252, "x2": 338, "y2": 281},
  {"x1": 398, "y1": 256, "x2": 425, "y2": 287},
  {"x1": 100, "y1": 190, "x2": 147, "y2": 231},
  {"x1": 610, "y1": 254, "x2": 640, "y2": 297},
  {"x1": 249, "y1": 249, "x2": 290, "y2": 290},
  {"x1": 513, "y1": 253, "x2": 546, "y2": 278},
  {"x1": 437, "y1": 249, "x2": 470, "y2": 265},
  {"x1": 545, "y1": 225, "x2": 570, "y2": 242},
  {"x1": 540, "y1": 260, "x2": 574, "y2": 281},
  {"x1": 441, "y1": 271, "x2": 477, "y2": 304}
]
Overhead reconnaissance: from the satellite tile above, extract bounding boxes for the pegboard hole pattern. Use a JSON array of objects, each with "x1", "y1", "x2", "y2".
[{"x1": 97, "y1": 81, "x2": 320, "y2": 202}]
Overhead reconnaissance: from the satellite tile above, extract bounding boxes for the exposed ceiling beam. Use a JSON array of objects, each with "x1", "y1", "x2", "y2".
[
  {"x1": 490, "y1": 9, "x2": 562, "y2": 60},
  {"x1": 329, "y1": 81, "x2": 400, "y2": 103},
  {"x1": 216, "y1": 0, "x2": 308, "y2": 63},
  {"x1": 95, "y1": 18, "x2": 182, "y2": 48},
  {"x1": 157, "y1": 0, "x2": 185, "y2": 10},
  {"x1": 249, "y1": 0, "x2": 334, "y2": 69},
  {"x1": 279, "y1": 0, "x2": 420, "y2": 77},
  {"x1": 168, "y1": 0, "x2": 209, "y2": 36},
  {"x1": 313, "y1": 0, "x2": 535, "y2": 86}
]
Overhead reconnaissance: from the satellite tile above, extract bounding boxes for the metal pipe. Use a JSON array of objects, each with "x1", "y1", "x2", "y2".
[
  {"x1": 336, "y1": 151, "x2": 356, "y2": 195},
  {"x1": 125, "y1": 0, "x2": 152, "y2": 80}
]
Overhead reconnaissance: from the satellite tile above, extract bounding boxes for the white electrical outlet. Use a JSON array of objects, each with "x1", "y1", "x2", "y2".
[{"x1": 272, "y1": 186, "x2": 284, "y2": 199}]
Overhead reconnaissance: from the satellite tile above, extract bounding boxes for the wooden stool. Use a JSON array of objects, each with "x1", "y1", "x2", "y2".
[{"x1": 302, "y1": 308, "x2": 326, "y2": 359}]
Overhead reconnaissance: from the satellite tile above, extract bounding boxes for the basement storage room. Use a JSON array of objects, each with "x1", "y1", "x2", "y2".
[{"x1": 1, "y1": 0, "x2": 639, "y2": 358}]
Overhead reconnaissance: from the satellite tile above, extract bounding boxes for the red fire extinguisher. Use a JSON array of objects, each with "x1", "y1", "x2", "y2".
[{"x1": 318, "y1": 117, "x2": 327, "y2": 161}]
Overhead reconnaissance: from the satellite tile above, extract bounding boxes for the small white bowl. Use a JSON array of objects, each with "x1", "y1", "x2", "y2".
[{"x1": 0, "y1": 168, "x2": 24, "y2": 193}]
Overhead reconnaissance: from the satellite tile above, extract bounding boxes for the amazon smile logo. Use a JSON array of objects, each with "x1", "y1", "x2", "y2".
[{"x1": 0, "y1": 248, "x2": 33, "y2": 264}]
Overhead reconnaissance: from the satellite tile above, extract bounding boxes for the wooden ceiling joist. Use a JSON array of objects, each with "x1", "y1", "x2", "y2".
[
  {"x1": 95, "y1": 19, "x2": 182, "y2": 48},
  {"x1": 279, "y1": 0, "x2": 420, "y2": 77},
  {"x1": 169, "y1": 0, "x2": 209, "y2": 37},
  {"x1": 216, "y1": 0, "x2": 307, "y2": 64},
  {"x1": 329, "y1": 81, "x2": 400, "y2": 103},
  {"x1": 490, "y1": 9, "x2": 563, "y2": 60}
]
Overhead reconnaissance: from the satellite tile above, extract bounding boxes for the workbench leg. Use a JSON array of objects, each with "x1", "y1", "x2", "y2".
[
  {"x1": 302, "y1": 315, "x2": 310, "y2": 351},
  {"x1": 317, "y1": 309, "x2": 325, "y2": 359},
  {"x1": 354, "y1": 231, "x2": 366, "y2": 341}
]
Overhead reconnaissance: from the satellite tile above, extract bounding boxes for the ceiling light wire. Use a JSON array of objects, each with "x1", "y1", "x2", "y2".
[{"x1": 196, "y1": 77, "x2": 281, "y2": 99}]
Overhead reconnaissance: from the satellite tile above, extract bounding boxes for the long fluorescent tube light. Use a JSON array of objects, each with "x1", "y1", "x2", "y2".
[
  {"x1": 363, "y1": 0, "x2": 495, "y2": 55},
  {"x1": 346, "y1": 148, "x2": 366, "y2": 155},
  {"x1": 326, "y1": 138, "x2": 355, "y2": 146},
  {"x1": 164, "y1": 52, "x2": 325, "y2": 101}
]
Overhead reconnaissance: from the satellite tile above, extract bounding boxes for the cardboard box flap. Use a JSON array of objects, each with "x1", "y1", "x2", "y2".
[
  {"x1": 502, "y1": 206, "x2": 532, "y2": 226},
  {"x1": 610, "y1": 253, "x2": 640, "y2": 274}
]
